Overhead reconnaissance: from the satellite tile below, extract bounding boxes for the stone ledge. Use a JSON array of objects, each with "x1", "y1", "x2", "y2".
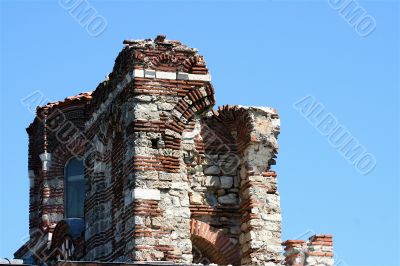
[{"x1": 133, "y1": 69, "x2": 211, "y2": 82}]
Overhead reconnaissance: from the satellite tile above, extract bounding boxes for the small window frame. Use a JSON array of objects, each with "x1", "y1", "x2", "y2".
[{"x1": 64, "y1": 157, "x2": 85, "y2": 219}]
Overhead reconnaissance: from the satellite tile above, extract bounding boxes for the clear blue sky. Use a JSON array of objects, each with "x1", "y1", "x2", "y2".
[{"x1": 0, "y1": 0, "x2": 399, "y2": 265}]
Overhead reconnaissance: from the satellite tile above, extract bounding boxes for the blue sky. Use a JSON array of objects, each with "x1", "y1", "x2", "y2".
[{"x1": 0, "y1": 0, "x2": 399, "y2": 265}]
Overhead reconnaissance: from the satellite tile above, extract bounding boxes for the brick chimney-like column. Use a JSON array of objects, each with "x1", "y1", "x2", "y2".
[
  {"x1": 282, "y1": 235, "x2": 333, "y2": 266},
  {"x1": 304, "y1": 235, "x2": 334, "y2": 266},
  {"x1": 282, "y1": 240, "x2": 306, "y2": 266}
]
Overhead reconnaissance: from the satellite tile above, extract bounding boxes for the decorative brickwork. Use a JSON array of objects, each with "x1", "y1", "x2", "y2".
[{"x1": 15, "y1": 35, "x2": 333, "y2": 266}]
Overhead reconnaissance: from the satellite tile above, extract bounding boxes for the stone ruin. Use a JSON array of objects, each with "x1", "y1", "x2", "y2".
[{"x1": 15, "y1": 35, "x2": 334, "y2": 266}]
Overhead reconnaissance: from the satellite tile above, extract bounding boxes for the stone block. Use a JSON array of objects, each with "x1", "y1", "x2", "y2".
[
  {"x1": 172, "y1": 196, "x2": 180, "y2": 206},
  {"x1": 135, "y1": 95, "x2": 152, "y2": 102},
  {"x1": 265, "y1": 244, "x2": 282, "y2": 253},
  {"x1": 204, "y1": 165, "x2": 220, "y2": 175},
  {"x1": 218, "y1": 193, "x2": 238, "y2": 205},
  {"x1": 260, "y1": 213, "x2": 282, "y2": 222},
  {"x1": 188, "y1": 73, "x2": 211, "y2": 81},
  {"x1": 133, "y1": 103, "x2": 159, "y2": 120},
  {"x1": 249, "y1": 240, "x2": 264, "y2": 249},
  {"x1": 132, "y1": 188, "x2": 160, "y2": 201},
  {"x1": 151, "y1": 217, "x2": 162, "y2": 228},
  {"x1": 203, "y1": 176, "x2": 220, "y2": 187},
  {"x1": 217, "y1": 189, "x2": 226, "y2": 196},
  {"x1": 144, "y1": 69, "x2": 156, "y2": 78},
  {"x1": 171, "y1": 182, "x2": 189, "y2": 190},
  {"x1": 133, "y1": 69, "x2": 144, "y2": 78},
  {"x1": 205, "y1": 192, "x2": 218, "y2": 206},
  {"x1": 220, "y1": 176, "x2": 233, "y2": 188},
  {"x1": 189, "y1": 193, "x2": 203, "y2": 205},
  {"x1": 156, "y1": 71, "x2": 176, "y2": 80},
  {"x1": 181, "y1": 254, "x2": 193, "y2": 262},
  {"x1": 177, "y1": 72, "x2": 189, "y2": 80},
  {"x1": 158, "y1": 102, "x2": 175, "y2": 111}
]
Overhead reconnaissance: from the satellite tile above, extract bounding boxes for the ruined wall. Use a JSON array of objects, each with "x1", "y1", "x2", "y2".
[
  {"x1": 181, "y1": 105, "x2": 283, "y2": 265},
  {"x1": 16, "y1": 35, "x2": 334, "y2": 266},
  {"x1": 79, "y1": 36, "x2": 284, "y2": 264},
  {"x1": 184, "y1": 115, "x2": 242, "y2": 265}
]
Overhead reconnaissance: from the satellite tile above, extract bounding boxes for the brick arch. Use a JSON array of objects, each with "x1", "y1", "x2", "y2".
[
  {"x1": 160, "y1": 83, "x2": 215, "y2": 152},
  {"x1": 172, "y1": 84, "x2": 215, "y2": 124},
  {"x1": 206, "y1": 105, "x2": 254, "y2": 155},
  {"x1": 181, "y1": 55, "x2": 208, "y2": 74},
  {"x1": 51, "y1": 136, "x2": 87, "y2": 175},
  {"x1": 213, "y1": 105, "x2": 279, "y2": 166},
  {"x1": 190, "y1": 219, "x2": 240, "y2": 266},
  {"x1": 151, "y1": 53, "x2": 178, "y2": 71},
  {"x1": 133, "y1": 50, "x2": 146, "y2": 62},
  {"x1": 48, "y1": 219, "x2": 85, "y2": 261}
]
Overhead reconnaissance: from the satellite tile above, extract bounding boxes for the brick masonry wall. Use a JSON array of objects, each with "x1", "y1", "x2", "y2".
[
  {"x1": 22, "y1": 93, "x2": 92, "y2": 261},
  {"x1": 82, "y1": 36, "x2": 215, "y2": 263},
  {"x1": 17, "y1": 36, "x2": 334, "y2": 266}
]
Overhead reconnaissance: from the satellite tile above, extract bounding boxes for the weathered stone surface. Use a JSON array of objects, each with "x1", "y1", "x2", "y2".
[
  {"x1": 203, "y1": 165, "x2": 220, "y2": 175},
  {"x1": 218, "y1": 193, "x2": 238, "y2": 205},
  {"x1": 220, "y1": 176, "x2": 233, "y2": 188},
  {"x1": 189, "y1": 193, "x2": 203, "y2": 205},
  {"x1": 203, "y1": 176, "x2": 220, "y2": 187},
  {"x1": 216, "y1": 188, "x2": 226, "y2": 196}
]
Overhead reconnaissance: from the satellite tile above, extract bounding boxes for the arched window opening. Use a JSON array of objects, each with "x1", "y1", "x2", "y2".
[{"x1": 65, "y1": 158, "x2": 85, "y2": 218}]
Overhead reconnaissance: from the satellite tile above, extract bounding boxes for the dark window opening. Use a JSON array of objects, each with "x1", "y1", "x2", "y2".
[
  {"x1": 151, "y1": 138, "x2": 159, "y2": 149},
  {"x1": 65, "y1": 158, "x2": 85, "y2": 218}
]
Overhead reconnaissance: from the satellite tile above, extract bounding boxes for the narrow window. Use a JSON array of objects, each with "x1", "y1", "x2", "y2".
[
  {"x1": 151, "y1": 138, "x2": 159, "y2": 149},
  {"x1": 65, "y1": 158, "x2": 85, "y2": 218}
]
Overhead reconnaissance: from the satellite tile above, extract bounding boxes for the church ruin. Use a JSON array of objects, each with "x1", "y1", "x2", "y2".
[{"x1": 15, "y1": 35, "x2": 334, "y2": 266}]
